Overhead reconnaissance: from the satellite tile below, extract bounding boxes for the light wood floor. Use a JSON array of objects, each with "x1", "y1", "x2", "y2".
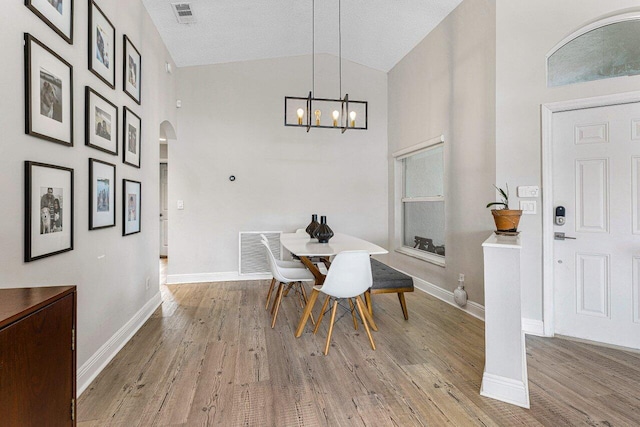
[{"x1": 78, "y1": 270, "x2": 640, "y2": 425}]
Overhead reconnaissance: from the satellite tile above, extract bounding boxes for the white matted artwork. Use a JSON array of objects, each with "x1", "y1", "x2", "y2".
[
  {"x1": 85, "y1": 86, "x2": 118, "y2": 154},
  {"x1": 25, "y1": 0, "x2": 74, "y2": 43},
  {"x1": 25, "y1": 33, "x2": 73, "y2": 146},
  {"x1": 25, "y1": 161, "x2": 74, "y2": 261},
  {"x1": 123, "y1": 106, "x2": 141, "y2": 168},
  {"x1": 89, "y1": 158, "x2": 116, "y2": 230},
  {"x1": 123, "y1": 35, "x2": 141, "y2": 104},
  {"x1": 89, "y1": 0, "x2": 115, "y2": 88},
  {"x1": 122, "y1": 179, "x2": 141, "y2": 235}
]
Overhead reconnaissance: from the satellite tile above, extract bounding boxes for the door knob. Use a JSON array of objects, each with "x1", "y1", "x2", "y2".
[{"x1": 554, "y1": 232, "x2": 576, "y2": 240}]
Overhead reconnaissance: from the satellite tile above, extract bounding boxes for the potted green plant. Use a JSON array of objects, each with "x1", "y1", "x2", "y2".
[{"x1": 486, "y1": 184, "x2": 522, "y2": 233}]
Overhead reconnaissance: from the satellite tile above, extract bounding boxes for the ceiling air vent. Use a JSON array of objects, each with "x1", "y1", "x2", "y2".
[{"x1": 171, "y1": 2, "x2": 196, "y2": 24}]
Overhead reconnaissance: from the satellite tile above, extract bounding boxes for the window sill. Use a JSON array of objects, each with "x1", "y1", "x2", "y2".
[{"x1": 395, "y1": 247, "x2": 445, "y2": 267}]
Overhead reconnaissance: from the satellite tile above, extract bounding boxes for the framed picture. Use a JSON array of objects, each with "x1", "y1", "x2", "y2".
[
  {"x1": 85, "y1": 86, "x2": 118, "y2": 154},
  {"x1": 123, "y1": 35, "x2": 141, "y2": 104},
  {"x1": 122, "y1": 179, "x2": 141, "y2": 236},
  {"x1": 88, "y1": 0, "x2": 115, "y2": 88},
  {"x1": 25, "y1": 161, "x2": 74, "y2": 262},
  {"x1": 89, "y1": 158, "x2": 116, "y2": 230},
  {"x1": 25, "y1": 0, "x2": 74, "y2": 44},
  {"x1": 24, "y1": 33, "x2": 74, "y2": 146},
  {"x1": 123, "y1": 107, "x2": 141, "y2": 168}
]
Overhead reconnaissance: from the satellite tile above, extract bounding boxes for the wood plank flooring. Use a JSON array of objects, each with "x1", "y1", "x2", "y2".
[{"x1": 78, "y1": 273, "x2": 640, "y2": 426}]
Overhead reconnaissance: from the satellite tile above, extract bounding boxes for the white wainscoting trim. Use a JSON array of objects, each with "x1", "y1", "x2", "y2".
[
  {"x1": 77, "y1": 292, "x2": 162, "y2": 395},
  {"x1": 167, "y1": 271, "x2": 271, "y2": 284},
  {"x1": 407, "y1": 274, "x2": 485, "y2": 321},
  {"x1": 521, "y1": 318, "x2": 545, "y2": 336},
  {"x1": 480, "y1": 372, "x2": 530, "y2": 409}
]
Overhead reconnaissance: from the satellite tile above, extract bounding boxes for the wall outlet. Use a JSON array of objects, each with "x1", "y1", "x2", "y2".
[
  {"x1": 145, "y1": 277, "x2": 150, "y2": 290},
  {"x1": 177, "y1": 200, "x2": 184, "y2": 210},
  {"x1": 458, "y1": 273, "x2": 465, "y2": 281}
]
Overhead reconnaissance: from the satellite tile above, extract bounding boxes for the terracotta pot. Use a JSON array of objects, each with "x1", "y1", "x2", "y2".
[{"x1": 491, "y1": 209, "x2": 522, "y2": 232}]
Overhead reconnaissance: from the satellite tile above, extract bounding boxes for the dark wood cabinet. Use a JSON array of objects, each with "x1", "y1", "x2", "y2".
[{"x1": 0, "y1": 286, "x2": 76, "y2": 426}]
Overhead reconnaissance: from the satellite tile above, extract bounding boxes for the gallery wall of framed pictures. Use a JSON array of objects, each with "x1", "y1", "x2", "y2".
[{"x1": 22, "y1": 0, "x2": 146, "y2": 261}]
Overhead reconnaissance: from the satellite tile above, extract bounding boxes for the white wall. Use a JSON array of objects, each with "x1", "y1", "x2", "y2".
[
  {"x1": 496, "y1": 0, "x2": 640, "y2": 321},
  {"x1": 0, "y1": 0, "x2": 176, "y2": 385},
  {"x1": 170, "y1": 54, "x2": 388, "y2": 277},
  {"x1": 386, "y1": 0, "x2": 496, "y2": 305}
]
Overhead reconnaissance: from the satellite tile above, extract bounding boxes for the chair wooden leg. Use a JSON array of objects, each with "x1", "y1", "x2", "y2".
[
  {"x1": 283, "y1": 282, "x2": 294, "y2": 297},
  {"x1": 356, "y1": 295, "x2": 378, "y2": 332},
  {"x1": 295, "y1": 288, "x2": 319, "y2": 338},
  {"x1": 365, "y1": 290, "x2": 373, "y2": 317},
  {"x1": 270, "y1": 282, "x2": 282, "y2": 315},
  {"x1": 265, "y1": 278, "x2": 275, "y2": 310},
  {"x1": 355, "y1": 296, "x2": 376, "y2": 351},
  {"x1": 398, "y1": 292, "x2": 409, "y2": 320},
  {"x1": 348, "y1": 298, "x2": 358, "y2": 330},
  {"x1": 271, "y1": 284, "x2": 285, "y2": 328},
  {"x1": 313, "y1": 295, "x2": 331, "y2": 334},
  {"x1": 324, "y1": 299, "x2": 339, "y2": 355},
  {"x1": 299, "y1": 283, "x2": 316, "y2": 326}
]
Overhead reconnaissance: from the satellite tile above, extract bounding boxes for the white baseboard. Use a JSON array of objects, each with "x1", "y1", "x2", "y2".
[
  {"x1": 167, "y1": 271, "x2": 271, "y2": 284},
  {"x1": 410, "y1": 275, "x2": 485, "y2": 321},
  {"x1": 480, "y1": 372, "x2": 530, "y2": 408},
  {"x1": 522, "y1": 318, "x2": 545, "y2": 336},
  {"x1": 77, "y1": 292, "x2": 162, "y2": 396}
]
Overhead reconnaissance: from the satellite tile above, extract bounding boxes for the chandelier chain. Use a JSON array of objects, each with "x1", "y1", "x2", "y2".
[
  {"x1": 339, "y1": 0, "x2": 342, "y2": 98},
  {"x1": 312, "y1": 0, "x2": 315, "y2": 97}
]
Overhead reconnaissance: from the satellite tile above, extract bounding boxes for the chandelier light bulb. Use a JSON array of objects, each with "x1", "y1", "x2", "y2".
[
  {"x1": 349, "y1": 111, "x2": 356, "y2": 127},
  {"x1": 314, "y1": 109, "x2": 321, "y2": 126},
  {"x1": 296, "y1": 108, "x2": 305, "y2": 125},
  {"x1": 332, "y1": 110, "x2": 340, "y2": 127}
]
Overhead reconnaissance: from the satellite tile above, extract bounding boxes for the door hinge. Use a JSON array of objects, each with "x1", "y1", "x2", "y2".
[
  {"x1": 72, "y1": 328, "x2": 75, "y2": 351},
  {"x1": 71, "y1": 398, "x2": 75, "y2": 421}
]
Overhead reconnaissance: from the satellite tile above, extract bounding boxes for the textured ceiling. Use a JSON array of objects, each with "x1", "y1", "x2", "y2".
[{"x1": 142, "y1": 0, "x2": 463, "y2": 72}]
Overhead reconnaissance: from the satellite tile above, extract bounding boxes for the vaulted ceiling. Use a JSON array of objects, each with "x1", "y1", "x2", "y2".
[{"x1": 142, "y1": 0, "x2": 463, "y2": 72}]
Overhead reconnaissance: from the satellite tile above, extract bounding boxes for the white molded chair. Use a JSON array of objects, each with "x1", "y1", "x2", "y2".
[
  {"x1": 261, "y1": 240, "x2": 315, "y2": 328},
  {"x1": 312, "y1": 250, "x2": 377, "y2": 355},
  {"x1": 260, "y1": 234, "x2": 305, "y2": 310}
]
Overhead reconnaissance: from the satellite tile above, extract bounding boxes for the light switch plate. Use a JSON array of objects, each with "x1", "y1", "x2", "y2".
[
  {"x1": 177, "y1": 200, "x2": 184, "y2": 210},
  {"x1": 517, "y1": 186, "x2": 539, "y2": 198},
  {"x1": 519, "y1": 200, "x2": 537, "y2": 214}
]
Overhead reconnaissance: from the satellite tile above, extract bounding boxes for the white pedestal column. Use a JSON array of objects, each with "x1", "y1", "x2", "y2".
[{"x1": 480, "y1": 234, "x2": 530, "y2": 408}]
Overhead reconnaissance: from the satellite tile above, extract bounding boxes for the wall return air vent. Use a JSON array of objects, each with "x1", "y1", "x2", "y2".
[{"x1": 171, "y1": 2, "x2": 196, "y2": 24}]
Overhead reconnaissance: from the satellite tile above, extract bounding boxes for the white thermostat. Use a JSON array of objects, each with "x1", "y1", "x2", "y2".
[{"x1": 517, "y1": 186, "x2": 539, "y2": 198}]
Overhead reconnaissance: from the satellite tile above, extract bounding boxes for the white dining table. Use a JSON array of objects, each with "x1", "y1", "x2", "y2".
[{"x1": 280, "y1": 232, "x2": 388, "y2": 337}]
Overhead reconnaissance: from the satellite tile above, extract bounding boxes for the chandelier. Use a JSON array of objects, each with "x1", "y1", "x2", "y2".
[{"x1": 284, "y1": 0, "x2": 368, "y2": 133}]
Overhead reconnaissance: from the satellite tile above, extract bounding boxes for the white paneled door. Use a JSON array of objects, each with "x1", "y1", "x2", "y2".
[
  {"x1": 553, "y1": 102, "x2": 640, "y2": 349},
  {"x1": 160, "y1": 163, "x2": 168, "y2": 257}
]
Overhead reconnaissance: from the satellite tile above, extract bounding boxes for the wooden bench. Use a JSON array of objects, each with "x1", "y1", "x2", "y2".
[{"x1": 365, "y1": 258, "x2": 414, "y2": 320}]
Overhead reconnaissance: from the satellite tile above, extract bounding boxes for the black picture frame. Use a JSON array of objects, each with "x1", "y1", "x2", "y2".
[
  {"x1": 123, "y1": 35, "x2": 141, "y2": 104},
  {"x1": 123, "y1": 106, "x2": 141, "y2": 168},
  {"x1": 122, "y1": 179, "x2": 141, "y2": 236},
  {"x1": 24, "y1": 33, "x2": 74, "y2": 146},
  {"x1": 25, "y1": 161, "x2": 74, "y2": 262},
  {"x1": 88, "y1": 0, "x2": 115, "y2": 89},
  {"x1": 89, "y1": 158, "x2": 116, "y2": 230},
  {"x1": 25, "y1": 0, "x2": 74, "y2": 44},
  {"x1": 85, "y1": 86, "x2": 118, "y2": 154}
]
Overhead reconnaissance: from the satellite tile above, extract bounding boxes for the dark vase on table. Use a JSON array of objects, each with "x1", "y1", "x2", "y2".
[
  {"x1": 314, "y1": 215, "x2": 334, "y2": 243},
  {"x1": 305, "y1": 214, "x2": 320, "y2": 238}
]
